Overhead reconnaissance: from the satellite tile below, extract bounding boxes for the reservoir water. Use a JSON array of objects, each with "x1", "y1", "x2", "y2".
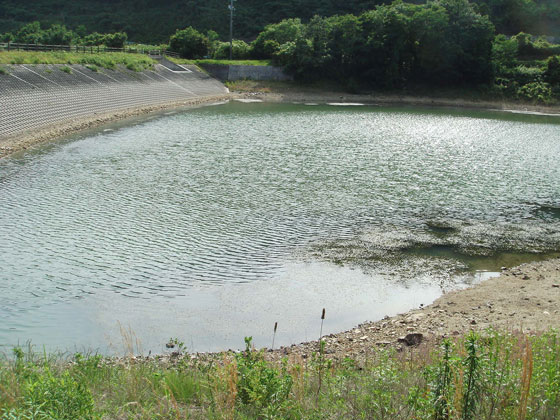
[{"x1": 1, "y1": 102, "x2": 559, "y2": 353}]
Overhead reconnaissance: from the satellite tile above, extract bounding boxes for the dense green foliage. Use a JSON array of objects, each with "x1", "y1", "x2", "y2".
[
  {"x1": 1, "y1": 330, "x2": 559, "y2": 419},
  {"x1": 492, "y1": 33, "x2": 560, "y2": 102},
  {"x1": 256, "y1": 0, "x2": 495, "y2": 87},
  {"x1": 169, "y1": 26, "x2": 209, "y2": 58},
  {"x1": 0, "y1": 0, "x2": 558, "y2": 44},
  {"x1": 0, "y1": 20, "x2": 128, "y2": 47},
  {"x1": 1, "y1": 0, "x2": 559, "y2": 102}
]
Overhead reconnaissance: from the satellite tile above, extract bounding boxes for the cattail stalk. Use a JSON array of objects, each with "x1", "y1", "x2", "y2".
[
  {"x1": 271, "y1": 322, "x2": 278, "y2": 351},
  {"x1": 316, "y1": 308, "x2": 326, "y2": 406},
  {"x1": 319, "y1": 308, "x2": 325, "y2": 349}
]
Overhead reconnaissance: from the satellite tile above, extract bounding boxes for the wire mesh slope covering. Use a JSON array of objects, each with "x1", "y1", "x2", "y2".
[{"x1": 0, "y1": 63, "x2": 228, "y2": 140}]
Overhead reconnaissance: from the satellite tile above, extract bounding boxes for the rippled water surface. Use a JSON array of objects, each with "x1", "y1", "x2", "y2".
[{"x1": 1, "y1": 102, "x2": 559, "y2": 352}]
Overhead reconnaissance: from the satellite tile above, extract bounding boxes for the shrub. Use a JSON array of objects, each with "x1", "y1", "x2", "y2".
[
  {"x1": 492, "y1": 34, "x2": 518, "y2": 69},
  {"x1": 169, "y1": 27, "x2": 209, "y2": 59},
  {"x1": 546, "y1": 55, "x2": 560, "y2": 86},
  {"x1": 235, "y1": 337, "x2": 293, "y2": 416},
  {"x1": 517, "y1": 81, "x2": 552, "y2": 103},
  {"x1": 506, "y1": 65, "x2": 545, "y2": 85},
  {"x1": 212, "y1": 40, "x2": 252, "y2": 59},
  {"x1": 22, "y1": 368, "x2": 97, "y2": 420}
]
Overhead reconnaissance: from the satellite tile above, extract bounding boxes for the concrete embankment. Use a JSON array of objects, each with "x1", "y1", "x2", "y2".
[
  {"x1": 0, "y1": 61, "x2": 228, "y2": 156},
  {"x1": 200, "y1": 64, "x2": 292, "y2": 82}
]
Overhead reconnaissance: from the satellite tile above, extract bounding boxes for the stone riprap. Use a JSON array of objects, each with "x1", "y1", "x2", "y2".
[{"x1": 0, "y1": 62, "x2": 228, "y2": 142}]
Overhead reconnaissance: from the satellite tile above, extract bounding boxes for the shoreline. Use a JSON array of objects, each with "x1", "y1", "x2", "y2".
[
  {"x1": 245, "y1": 90, "x2": 560, "y2": 117},
  {"x1": 2, "y1": 87, "x2": 559, "y2": 363},
  {"x1": 145, "y1": 257, "x2": 559, "y2": 366},
  {"x1": 2, "y1": 89, "x2": 560, "y2": 159},
  {"x1": 0, "y1": 94, "x2": 236, "y2": 159},
  {"x1": 263, "y1": 257, "x2": 560, "y2": 362}
]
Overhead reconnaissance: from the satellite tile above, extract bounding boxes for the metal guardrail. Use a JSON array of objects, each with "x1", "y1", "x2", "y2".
[{"x1": 0, "y1": 42, "x2": 180, "y2": 58}]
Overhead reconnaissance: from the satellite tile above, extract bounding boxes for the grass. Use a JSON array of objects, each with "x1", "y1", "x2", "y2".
[
  {"x1": 0, "y1": 51, "x2": 156, "y2": 71},
  {"x1": 84, "y1": 64, "x2": 99, "y2": 73},
  {"x1": 1, "y1": 330, "x2": 559, "y2": 419},
  {"x1": 0, "y1": 66, "x2": 8, "y2": 75},
  {"x1": 167, "y1": 57, "x2": 272, "y2": 66}
]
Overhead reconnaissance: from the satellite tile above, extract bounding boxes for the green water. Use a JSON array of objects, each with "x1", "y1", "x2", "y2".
[{"x1": 0, "y1": 102, "x2": 559, "y2": 353}]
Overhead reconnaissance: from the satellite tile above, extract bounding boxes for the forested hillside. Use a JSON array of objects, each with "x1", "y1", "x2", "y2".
[{"x1": 0, "y1": 0, "x2": 558, "y2": 43}]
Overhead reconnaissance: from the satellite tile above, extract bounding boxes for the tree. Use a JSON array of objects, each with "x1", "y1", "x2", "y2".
[
  {"x1": 437, "y1": 0, "x2": 495, "y2": 84},
  {"x1": 104, "y1": 32, "x2": 128, "y2": 48},
  {"x1": 409, "y1": 3, "x2": 452, "y2": 82},
  {"x1": 326, "y1": 14, "x2": 362, "y2": 80},
  {"x1": 81, "y1": 32, "x2": 106, "y2": 46},
  {"x1": 1, "y1": 32, "x2": 15, "y2": 42},
  {"x1": 169, "y1": 26, "x2": 209, "y2": 58},
  {"x1": 41, "y1": 24, "x2": 75, "y2": 45},
  {"x1": 206, "y1": 29, "x2": 220, "y2": 57},
  {"x1": 252, "y1": 18, "x2": 305, "y2": 58},
  {"x1": 14, "y1": 21, "x2": 42, "y2": 43}
]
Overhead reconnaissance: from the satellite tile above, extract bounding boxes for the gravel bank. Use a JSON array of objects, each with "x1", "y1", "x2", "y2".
[
  {"x1": 130, "y1": 258, "x2": 560, "y2": 368},
  {"x1": 0, "y1": 94, "x2": 236, "y2": 158},
  {"x1": 261, "y1": 258, "x2": 560, "y2": 363}
]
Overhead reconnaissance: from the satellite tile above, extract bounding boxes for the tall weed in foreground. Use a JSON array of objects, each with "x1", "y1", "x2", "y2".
[
  {"x1": 461, "y1": 332, "x2": 482, "y2": 420},
  {"x1": 431, "y1": 339, "x2": 454, "y2": 420},
  {"x1": 24, "y1": 368, "x2": 96, "y2": 419},
  {"x1": 0, "y1": 349, "x2": 98, "y2": 420},
  {"x1": 478, "y1": 330, "x2": 518, "y2": 419},
  {"x1": 210, "y1": 337, "x2": 293, "y2": 419},
  {"x1": 2, "y1": 330, "x2": 560, "y2": 419},
  {"x1": 529, "y1": 330, "x2": 560, "y2": 420}
]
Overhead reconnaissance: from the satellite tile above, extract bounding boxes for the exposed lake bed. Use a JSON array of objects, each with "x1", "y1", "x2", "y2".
[{"x1": 1, "y1": 101, "x2": 559, "y2": 354}]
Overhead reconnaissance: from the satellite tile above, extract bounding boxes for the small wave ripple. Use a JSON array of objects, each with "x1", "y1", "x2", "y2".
[{"x1": 1, "y1": 103, "x2": 559, "y2": 318}]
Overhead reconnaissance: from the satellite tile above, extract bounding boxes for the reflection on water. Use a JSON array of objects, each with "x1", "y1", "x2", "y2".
[{"x1": 0, "y1": 102, "x2": 559, "y2": 352}]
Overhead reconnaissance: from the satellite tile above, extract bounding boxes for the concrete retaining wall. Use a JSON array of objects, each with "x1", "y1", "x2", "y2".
[
  {"x1": 0, "y1": 62, "x2": 228, "y2": 141},
  {"x1": 201, "y1": 64, "x2": 292, "y2": 82}
]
